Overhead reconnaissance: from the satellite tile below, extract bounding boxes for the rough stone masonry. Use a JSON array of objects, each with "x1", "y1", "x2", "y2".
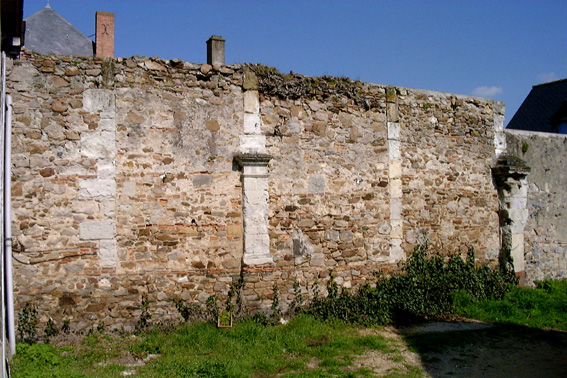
[{"x1": 5, "y1": 50, "x2": 566, "y2": 331}]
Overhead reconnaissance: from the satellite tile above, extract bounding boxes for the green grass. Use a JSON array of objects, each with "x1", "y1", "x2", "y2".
[
  {"x1": 453, "y1": 279, "x2": 567, "y2": 330},
  {"x1": 11, "y1": 315, "x2": 397, "y2": 378}
]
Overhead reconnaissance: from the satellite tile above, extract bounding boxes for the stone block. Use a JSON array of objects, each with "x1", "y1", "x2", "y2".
[
  {"x1": 80, "y1": 221, "x2": 116, "y2": 240},
  {"x1": 244, "y1": 91, "x2": 259, "y2": 114},
  {"x1": 79, "y1": 179, "x2": 116, "y2": 198},
  {"x1": 243, "y1": 70, "x2": 258, "y2": 90},
  {"x1": 387, "y1": 103, "x2": 399, "y2": 122},
  {"x1": 245, "y1": 222, "x2": 268, "y2": 235},
  {"x1": 122, "y1": 181, "x2": 137, "y2": 197},
  {"x1": 243, "y1": 113, "x2": 261, "y2": 134},
  {"x1": 81, "y1": 131, "x2": 116, "y2": 158},
  {"x1": 387, "y1": 122, "x2": 400, "y2": 140},
  {"x1": 98, "y1": 161, "x2": 116, "y2": 179},
  {"x1": 99, "y1": 118, "x2": 116, "y2": 132},
  {"x1": 508, "y1": 208, "x2": 529, "y2": 221},
  {"x1": 282, "y1": 117, "x2": 302, "y2": 136},
  {"x1": 102, "y1": 199, "x2": 116, "y2": 218},
  {"x1": 377, "y1": 221, "x2": 391, "y2": 235},
  {"x1": 311, "y1": 253, "x2": 326, "y2": 266},
  {"x1": 388, "y1": 140, "x2": 400, "y2": 160},
  {"x1": 389, "y1": 238, "x2": 404, "y2": 262},
  {"x1": 83, "y1": 89, "x2": 115, "y2": 113},
  {"x1": 494, "y1": 132, "x2": 507, "y2": 157},
  {"x1": 193, "y1": 174, "x2": 213, "y2": 186},
  {"x1": 389, "y1": 160, "x2": 402, "y2": 180},
  {"x1": 390, "y1": 220, "x2": 403, "y2": 239},
  {"x1": 325, "y1": 229, "x2": 339, "y2": 242},
  {"x1": 509, "y1": 185, "x2": 528, "y2": 198},
  {"x1": 99, "y1": 240, "x2": 117, "y2": 267},
  {"x1": 244, "y1": 233, "x2": 270, "y2": 256},
  {"x1": 390, "y1": 198, "x2": 402, "y2": 220},
  {"x1": 243, "y1": 252, "x2": 273, "y2": 266},
  {"x1": 309, "y1": 175, "x2": 326, "y2": 194},
  {"x1": 239, "y1": 135, "x2": 266, "y2": 154},
  {"x1": 243, "y1": 176, "x2": 258, "y2": 190},
  {"x1": 243, "y1": 190, "x2": 269, "y2": 206},
  {"x1": 226, "y1": 224, "x2": 243, "y2": 236},
  {"x1": 389, "y1": 179, "x2": 402, "y2": 198},
  {"x1": 243, "y1": 165, "x2": 269, "y2": 177}
]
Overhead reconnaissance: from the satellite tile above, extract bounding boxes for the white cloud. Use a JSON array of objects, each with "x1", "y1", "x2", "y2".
[
  {"x1": 537, "y1": 72, "x2": 559, "y2": 83},
  {"x1": 472, "y1": 86, "x2": 503, "y2": 98}
]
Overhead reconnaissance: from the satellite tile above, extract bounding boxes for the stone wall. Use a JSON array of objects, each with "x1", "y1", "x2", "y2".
[
  {"x1": 7, "y1": 51, "x2": 506, "y2": 330},
  {"x1": 504, "y1": 130, "x2": 567, "y2": 284}
]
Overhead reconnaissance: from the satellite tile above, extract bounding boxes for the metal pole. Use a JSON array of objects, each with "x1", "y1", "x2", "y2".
[
  {"x1": 0, "y1": 50, "x2": 7, "y2": 378},
  {"x1": 4, "y1": 94, "x2": 14, "y2": 357}
]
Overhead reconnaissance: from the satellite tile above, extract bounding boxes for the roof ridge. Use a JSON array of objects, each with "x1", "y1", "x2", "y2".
[
  {"x1": 533, "y1": 78, "x2": 567, "y2": 88},
  {"x1": 25, "y1": 5, "x2": 92, "y2": 41}
]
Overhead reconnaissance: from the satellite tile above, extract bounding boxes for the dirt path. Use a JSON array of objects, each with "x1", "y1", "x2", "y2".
[{"x1": 364, "y1": 321, "x2": 567, "y2": 378}]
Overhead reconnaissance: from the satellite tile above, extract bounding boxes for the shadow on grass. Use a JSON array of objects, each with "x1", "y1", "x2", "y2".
[{"x1": 400, "y1": 322, "x2": 567, "y2": 378}]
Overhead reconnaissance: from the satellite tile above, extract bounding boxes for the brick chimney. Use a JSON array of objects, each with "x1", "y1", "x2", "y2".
[
  {"x1": 207, "y1": 35, "x2": 225, "y2": 65},
  {"x1": 95, "y1": 11, "x2": 115, "y2": 58}
]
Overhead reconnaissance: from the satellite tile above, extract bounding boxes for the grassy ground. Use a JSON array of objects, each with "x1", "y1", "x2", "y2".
[
  {"x1": 453, "y1": 279, "x2": 567, "y2": 331},
  {"x1": 10, "y1": 315, "x2": 418, "y2": 378}
]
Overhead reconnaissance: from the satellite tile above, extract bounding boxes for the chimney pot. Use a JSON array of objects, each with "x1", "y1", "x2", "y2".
[
  {"x1": 207, "y1": 35, "x2": 225, "y2": 66},
  {"x1": 96, "y1": 11, "x2": 115, "y2": 58}
]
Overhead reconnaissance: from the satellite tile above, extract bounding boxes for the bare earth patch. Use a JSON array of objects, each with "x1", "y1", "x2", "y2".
[{"x1": 359, "y1": 321, "x2": 567, "y2": 378}]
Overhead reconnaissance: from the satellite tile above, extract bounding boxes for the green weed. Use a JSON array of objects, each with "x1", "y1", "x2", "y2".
[{"x1": 17, "y1": 302, "x2": 38, "y2": 344}]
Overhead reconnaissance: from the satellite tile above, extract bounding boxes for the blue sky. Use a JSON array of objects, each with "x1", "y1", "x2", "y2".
[{"x1": 24, "y1": 0, "x2": 567, "y2": 124}]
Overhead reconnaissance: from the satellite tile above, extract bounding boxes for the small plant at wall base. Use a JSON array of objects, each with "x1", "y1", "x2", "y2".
[
  {"x1": 61, "y1": 319, "x2": 71, "y2": 334},
  {"x1": 225, "y1": 277, "x2": 244, "y2": 316},
  {"x1": 17, "y1": 302, "x2": 38, "y2": 344},
  {"x1": 288, "y1": 281, "x2": 303, "y2": 316},
  {"x1": 135, "y1": 295, "x2": 152, "y2": 334},
  {"x1": 174, "y1": 298, "x2": 207, "y2": 323},
  {"x1": 205, "y1": 294, "x2": 219, "y2": 322},
  {"x1": 43, "y1": 318, "x2": 58, "y2": 343},
  {"x1": 217, "y1": 310, "x2": 233, "y2": 328},
  {"x1": 270, "y1": 283, "x2": 281, "y2": 320}
]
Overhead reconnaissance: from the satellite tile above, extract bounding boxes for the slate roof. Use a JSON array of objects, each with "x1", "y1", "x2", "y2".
[
  {"x1": 507, "y1": 79, "x2": 567, "y2": 133},
  {"x1": 24, "y1": 4, "x2": 94, "y2": 57}
]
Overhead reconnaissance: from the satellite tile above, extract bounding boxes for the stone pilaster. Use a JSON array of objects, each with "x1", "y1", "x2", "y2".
[
  {"x1": 79, "y1": 89, "x2": 117, "y2": 267},
  {"x1": 236, "y1": 69, "x2": 273, "y2": 266},
  {"x1": 386, "y1": 87, "x2": 404, "y2": 262},
  {"x1": 492, "y1": 156, "x2": 530, "y2": 283},
  {"x1": 235, "y1": 154, "x2": 272, "y2": 266}
]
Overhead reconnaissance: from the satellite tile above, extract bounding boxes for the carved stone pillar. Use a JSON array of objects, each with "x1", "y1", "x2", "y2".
[{"x1": 492, "y1": 155, "x2": 530, "y2": 284}]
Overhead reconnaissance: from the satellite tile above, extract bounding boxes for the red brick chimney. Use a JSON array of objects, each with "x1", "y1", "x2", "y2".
[{"x1": 95, "y1": 11, "x2": 115, "y2": 58}]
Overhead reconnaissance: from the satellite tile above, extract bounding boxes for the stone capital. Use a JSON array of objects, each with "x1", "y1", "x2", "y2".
[{"x1": 234, "y1": 153, "x2": 272, "y2": 168}]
